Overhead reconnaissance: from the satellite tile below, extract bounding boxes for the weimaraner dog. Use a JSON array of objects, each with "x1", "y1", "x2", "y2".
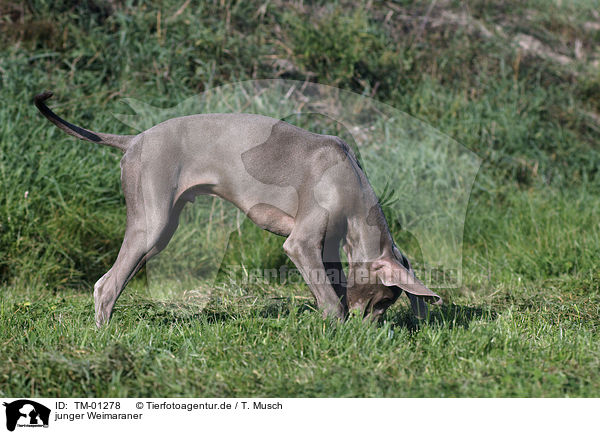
[{"x1": 35, "y1": 91, "x2": 442, "y2": 327}]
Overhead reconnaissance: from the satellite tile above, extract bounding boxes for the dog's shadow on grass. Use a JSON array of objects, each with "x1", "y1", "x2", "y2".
[
  {"x1": 387, "y1": 303, "x2": 497, "y2": 332},
  {"x1": 126, "y1": 301, "x2": 234, "y2": 325},
  {"x1": 128, "y1": 297, "x2": 311, "y2": 325},
  {"x1": 129, "y1": 299, "x2": 495, "y2": 331},
  {"x1": 254, "y1": 299, "x2": 497, "y2": 332}
]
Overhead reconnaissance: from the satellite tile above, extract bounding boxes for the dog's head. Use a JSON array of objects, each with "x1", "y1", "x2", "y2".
[{"x1": 345, "y1": 255, "x2": 442, "y2": 321}]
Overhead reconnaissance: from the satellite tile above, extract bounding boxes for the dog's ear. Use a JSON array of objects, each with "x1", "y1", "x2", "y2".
[{"x1": 372, "y1": 257, "x2": 442, "y2": 315}]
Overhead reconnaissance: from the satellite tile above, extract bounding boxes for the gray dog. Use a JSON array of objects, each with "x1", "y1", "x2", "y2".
[{"x1": 35, "y1": 91, "x2": 441, "y2": 327}]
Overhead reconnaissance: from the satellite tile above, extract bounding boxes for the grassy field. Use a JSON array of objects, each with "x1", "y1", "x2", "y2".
[{"x1": 1, "y1": 0, "x2": 600, "y2": 397}]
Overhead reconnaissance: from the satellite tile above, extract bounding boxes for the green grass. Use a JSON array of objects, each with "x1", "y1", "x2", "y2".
[
  {"x1": 1, "y1": 0, "x2": 600, "y2": 397},
  {"x1": 2, "y1": 279, "x2": 598, "y2": 397}
]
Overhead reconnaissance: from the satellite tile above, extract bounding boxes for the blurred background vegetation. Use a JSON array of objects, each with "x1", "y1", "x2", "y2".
[{"x1": 2, "y1": 0, "x2": 599, "y2": 290}]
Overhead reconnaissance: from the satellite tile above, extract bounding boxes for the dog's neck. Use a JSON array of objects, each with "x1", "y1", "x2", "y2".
[{"x1": 344, "y1": 203, "x2": 395, "y2": 265}]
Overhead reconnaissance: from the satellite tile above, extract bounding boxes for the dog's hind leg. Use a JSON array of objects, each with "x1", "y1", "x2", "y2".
[
  {"x1": 93, "y1": 205, "x2": 183, "y2": 327},
  {"x1": 93, "y1": 163, "x2": 184, "y2": 327}
]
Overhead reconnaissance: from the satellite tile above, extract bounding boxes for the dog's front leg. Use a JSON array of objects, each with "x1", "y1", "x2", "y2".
[{"x1": 282, "y1": 209, "x2": 348, "y2": 320}]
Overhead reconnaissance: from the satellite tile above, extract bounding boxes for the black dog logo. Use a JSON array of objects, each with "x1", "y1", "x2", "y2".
[{"x1": 3, "y1": 400, "x2": 50, "y2": 431}]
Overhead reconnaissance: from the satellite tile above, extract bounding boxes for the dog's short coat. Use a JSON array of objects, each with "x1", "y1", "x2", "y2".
[{"x1": 34, "y1": 92, "x2": 441, "y2": 327}]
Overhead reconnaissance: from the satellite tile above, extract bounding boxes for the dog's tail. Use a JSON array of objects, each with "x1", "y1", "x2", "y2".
[{"x1": 34, "y1": 91, "x2": 134, "y2": 152}]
